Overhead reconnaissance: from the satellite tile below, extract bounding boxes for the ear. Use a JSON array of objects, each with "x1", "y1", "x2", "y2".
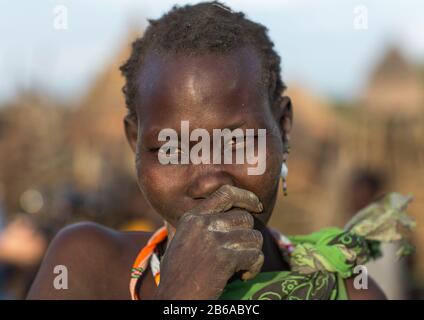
[
  {"x1": 276, "y1": 96, "x2": 293, "y2": 141},
  {"x1": 123, "y1": 115, "x2": 138, "y2": 153}
]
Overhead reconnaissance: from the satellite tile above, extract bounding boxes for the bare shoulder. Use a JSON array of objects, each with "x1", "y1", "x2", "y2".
[
  {"x1": 344, "y1": 276, "x2": 387, "y2": 300},
  {"x1": 27, "y1": 222, "x2": 152, "y2": 299}
]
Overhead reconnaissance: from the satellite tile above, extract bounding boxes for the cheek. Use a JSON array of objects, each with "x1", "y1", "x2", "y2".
[
  {"x1": 136, "y1": 154, "x2": 185, "y2": 221},
  {"x1": 231, "y1": 136, "x2": 282, "y2": 209}
]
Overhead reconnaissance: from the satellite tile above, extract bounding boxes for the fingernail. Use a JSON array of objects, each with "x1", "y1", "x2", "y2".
[{"x1": 258, "y1": 202, "x2": 263, "y2": 211}]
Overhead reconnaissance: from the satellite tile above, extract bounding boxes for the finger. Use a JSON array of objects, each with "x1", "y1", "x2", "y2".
[
  {"x1": 227, "y1": 186, "x2": 263, "y2": 213},
  {"x1": 207, "y1": 210, "x2": 255, "y2": 232},
  {"x1": 240, "y1": 251, "x2": 264, "y2": 281},
  {"x1": 228, "y1": 248, "x2": 264, "y2": 281},
  {"x1": 193, "y1": 185, "x2": 263, "y2": 215},
  {"x1": 221, "y1": 229, "x2": 263, "y2": 250}
]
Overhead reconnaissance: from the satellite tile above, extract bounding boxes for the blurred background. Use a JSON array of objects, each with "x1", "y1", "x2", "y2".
[{"x1": 0, "y1": 0, "x2": 423, "y2": 299}]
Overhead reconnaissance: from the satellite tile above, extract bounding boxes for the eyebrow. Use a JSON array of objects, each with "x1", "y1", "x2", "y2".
[
  {"x1": 143, "y1": 120, "x2": 248, "y2": 140},
  {"x1": 225, "y1": 120, "x2": 247, "y2": 131}
]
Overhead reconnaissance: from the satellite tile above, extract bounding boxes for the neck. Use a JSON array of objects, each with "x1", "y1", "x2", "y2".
[{"x1": 254, "y1": 218, "x2": 290, "y2": 273}]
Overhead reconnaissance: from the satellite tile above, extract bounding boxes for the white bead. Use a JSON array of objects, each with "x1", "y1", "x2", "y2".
[{"x1": 281, "y1": 163, "x2": 288, "y2": 179}]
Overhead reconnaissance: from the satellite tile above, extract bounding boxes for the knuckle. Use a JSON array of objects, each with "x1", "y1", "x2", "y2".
[
  {"x1": 230, "y1": 209, "x2": 254, "y2": 228},
  {"x1": 211, "y1": 186, "x2": 234, "y2": 212},
  {"x1": 247, "y1": 248, "x2": 264, "y2": 264},
  {"x1": 248, "y1": 190, "x2": 258, "y2": 201},
  {"x1": 179, "y1": 212, "x2": 203, "y2": 228},
  {"x1": 180, "y1": 212, "x2": 194, "y2": 224},
  {"x1": 220, "y1": 184, "x2": 232, "y2": 194},
  {"x1": 240, "y1": 211, "x2": 254, "y2": 228},
  {"x1": 250, "y1": 229, "x2": 263, "y2": 247},
  {"x1": 207, "y1": 216, "x2": 229, "y2": 232},
  {"x1": 237, "y1": 249, "x2": 263, "y2": 270},
  {"x1": 215, "y1": 185, "x2": 232, "y2": 201}
]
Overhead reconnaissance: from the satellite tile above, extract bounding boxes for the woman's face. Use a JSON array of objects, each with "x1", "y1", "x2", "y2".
[{"x1": 125, "y1": 46, "x2": 291, "y2": 228}]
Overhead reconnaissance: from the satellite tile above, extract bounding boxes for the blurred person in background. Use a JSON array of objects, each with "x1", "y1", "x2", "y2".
[
  {"x1": 344, "y1": 168, "x2": 412, "y2": 299},
  {"x1": 0, "y1": 214, "x2": 47, "y2": 299}
]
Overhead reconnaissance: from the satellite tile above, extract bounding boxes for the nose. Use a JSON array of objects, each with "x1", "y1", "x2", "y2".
[{"x1": 186, "y1": 167, "x2": 234, "y2": 199}]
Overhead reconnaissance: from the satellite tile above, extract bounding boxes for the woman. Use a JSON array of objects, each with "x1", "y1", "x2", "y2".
[{"x1": 27, "y1": 1, "x2": 413, "y2": 300}]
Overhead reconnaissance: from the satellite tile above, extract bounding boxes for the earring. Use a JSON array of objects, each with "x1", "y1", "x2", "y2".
[{"x1": 281, "y1": 143, "x2": 290, "y2": 196}]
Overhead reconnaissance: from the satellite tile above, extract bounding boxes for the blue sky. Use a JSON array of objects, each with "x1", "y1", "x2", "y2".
[{"x1": 0, "y1": 0, "x2": 423, "y2": 104}]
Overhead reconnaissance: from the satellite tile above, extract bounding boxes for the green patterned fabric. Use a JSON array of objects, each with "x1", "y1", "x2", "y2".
[
  {"x1": 219, "y1": 271, "x2": 348, "y2": 300},
  {"x1": 219, "y1": 193, "x2": 415, "y2": 300}
]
